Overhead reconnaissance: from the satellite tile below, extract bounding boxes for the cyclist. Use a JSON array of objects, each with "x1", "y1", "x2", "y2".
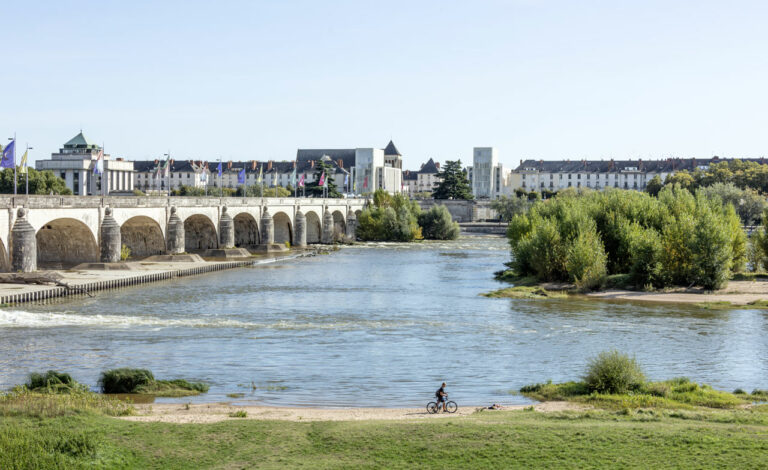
[{"x1": 435, "y1": 382, "x2": 447, "y2": 412}]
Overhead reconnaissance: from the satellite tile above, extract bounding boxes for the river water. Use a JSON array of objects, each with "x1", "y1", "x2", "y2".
[{"x1": 0, "y1": 235, "x2": 766, "y2": 407}]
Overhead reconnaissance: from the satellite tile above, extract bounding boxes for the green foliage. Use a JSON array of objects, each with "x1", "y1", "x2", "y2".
[
  {"x1": 0, "y1": 168, "x2": 72, "y2": 195},
  {"x1": 584, "y1": 350, "x2": 645, "y2": 394},
  {"x1": 356, "y1": 189, "x2": 422, "y2": 241},
  {"x1": 132, "y1": 189, "x2": 146, "y2": 196},
  {"x1": 305, "y1": 159, "x2": 341, "y2": 198},
  {"x1": 26, "y1": 371, "x2": 87, "y2": 394},
  {"x1": 0, "y1": 388, "x2": 133, "y2": 418},
  {"x1": 433, "y1": 160, "x2": 473, "y2": 200},
  {"x1": 491, "y1": 195, "x2": 532, "y2": 222},
  {"x1": 99, "y1": 368, "x2": 154, "y2": 393},
  {"x1": 645, "y1": 175, "x2": 663, "y2": 196},
  {"x1": 418, "y1": 205, "x2": 460, "y2": 240},
  {"x1": 235, "y1": 185, "x2": 291, "y2": 197},
  {"x1": 172, "y1": 185, "x2": 237, "y2": 197},
  {"x1": 506, "y1": 187, "x2": 746, "y2": 289},
  {"x1": 229, "y1": 410, "x2": 248, "y2": 418},
  {"x1": 120, "y1": 244, "x2": 131, "y2": 261}
]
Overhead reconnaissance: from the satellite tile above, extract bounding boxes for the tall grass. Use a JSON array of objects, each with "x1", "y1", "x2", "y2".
[
  {"x1": 26, "y1": 370, "x2": 87, "y2": 393},
  {"x1": 99, "y1": 368, "x2": 209, "y2": 396},
  {"x1": 0, "y1": 387, "x2": 133, "y2": 418},
  {"x1": 584, "y1": 350, "x2": 645, "y2": 394}
]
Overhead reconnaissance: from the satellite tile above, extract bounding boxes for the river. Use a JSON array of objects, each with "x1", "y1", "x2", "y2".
[{"x1": 0, "y1": 235, "x2": 766, "y2": 407}]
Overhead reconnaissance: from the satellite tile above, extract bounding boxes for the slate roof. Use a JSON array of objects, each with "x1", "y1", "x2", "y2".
[
  {"x1": 63, "y1": 131, "x2": 99, "y2": 149},
  {"x1": 402, "y1": 170, "x2": 418, "y2": 181},
  {"x1": 384, "y1": 140, "x2": 401, "y2": 156},
  {"x1": 418, "y1": 158, "x2": 439, "y2": 174},
  {"x1": 513, "y1": 157, "x2": 767, "y2": 173},
  {"x1": 133, "y1": 159, "x2": 346, "y2": 175},
  {"x1": 296, "y1": 149, "x2": 356, "y2": 172}
]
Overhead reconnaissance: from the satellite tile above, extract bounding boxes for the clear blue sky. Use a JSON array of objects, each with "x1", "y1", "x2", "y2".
[{"x1": 2, "y1": 0, "x2": 768, "y2": 169}]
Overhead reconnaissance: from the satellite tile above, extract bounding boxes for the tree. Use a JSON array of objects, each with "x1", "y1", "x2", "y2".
[
  {"x1": 433, "y1": 160, "x2": 473, "y2": 200},
  {"x1": 418, "y1": 205, "x2": 460, "y2": 240},
  {"x1": 0, "y1": 168, "x2": 72, "y2": 194},
  {"x1": 356, "y1": 189, "x2": 422, "y2": 241},
  {"x1": 305, "y1": 160, "x2": 341, "y2": 198},
  {"x1": 645, "y1": 175, "x2": 663, "y2": 197},
  {"x1": 491, "y1": 195, "x2": 532, "y2": 222},
  {"x1": 664, "y1": 171, "x2": 695, "y2": 190}
]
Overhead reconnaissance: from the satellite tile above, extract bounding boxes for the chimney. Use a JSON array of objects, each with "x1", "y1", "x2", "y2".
[
  {"x1": 169, "y1": 159, "x2": 174, "y2": 167},
  {"x1": 227, "y1": 161, "x2": 232, "y2": 169},
  {"x1": 154, "y1": 159, "x2": 159, "y2": 165},
  {"x1": 338, "y1": 159, "x2": 343, "y2": 169},
  {"x1": 293, "y1": 160, "x2": 297, "y2": 169},
  {"x1": 251, "y1": 160, "x2": 257, "y2": 170},
  {"x1": 311, "y1": 160, "x2": 315, "y2": 168},
  {"x1": 610, "y1": 158, "x2": 614, "y2": 170},
  {"x1": 268, "y1": 160, "x2": 273, "y2": 171},
  {"x1": 435, "y1": 162, "x2": 440, "y2": 170}
]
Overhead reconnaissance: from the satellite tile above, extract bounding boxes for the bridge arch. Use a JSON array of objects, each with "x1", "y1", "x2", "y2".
[
  {"x1": 121, "y1": 216, "x2": 165, "y2": 259},
  {"x1": 305, "y1": 211, "x2": 322, "y2": 243},
  {"x1": 355, "y1": 210, "x2": 362, "y2": 218},
  {"x1": 184, "y1": 214, "x2": 218, "y2": 252},
  {"x1": 234, "y1": 212, "x2": 260, "y2": 247},
  {"x1": 36, "y1": 218, "x2": 99, "y2": 268},
  {"x1": 332, "y1": 210, "x2": 345, "y2": 241},
  {"x1": 273, "y1": 211, "x2": 292, "y2": 245},
  {"x1": 0, "y1": 239, "x2": 8, "y2": 272}
]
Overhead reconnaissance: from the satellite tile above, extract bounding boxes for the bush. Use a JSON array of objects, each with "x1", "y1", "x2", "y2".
[
  {"x1": 565, "y1": 222, "x2": 607, "y2": 291},
  {"x1": 583, "y1": 350, "x2": 645, "y2": 394},
  {"x1": 418, "y1": 205, "x2": 460, "y2": 240},
  {"x1": 98, "y1": 368, "x2": 154, "y2": 393},
  {"x1": 120, "y1": 244, "x2": 131, "y2": 261},
  {"x1": 356, "y1": 190, "x2": 422, "y2": 241},
  {"x1": 26, "y1": 371, "x2": 86, "y2": 393}
]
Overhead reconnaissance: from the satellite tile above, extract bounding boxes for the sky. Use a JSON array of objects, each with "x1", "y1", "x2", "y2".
[{"x1": 2, "y1": 0, "x2": 768, "y2": 169}]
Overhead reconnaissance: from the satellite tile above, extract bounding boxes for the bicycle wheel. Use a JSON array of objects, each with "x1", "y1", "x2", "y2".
[
  {"x1": 426, "y1": 402, "x2": 438, "y2": 414},
  {"x1": 445, "y1": 401, "x2": 458, "y2": 413}
]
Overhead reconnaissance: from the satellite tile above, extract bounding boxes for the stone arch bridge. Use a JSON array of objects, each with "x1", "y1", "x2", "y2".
[{"x1": 1, "y1": 196, "x2": 367, "y2": 272}]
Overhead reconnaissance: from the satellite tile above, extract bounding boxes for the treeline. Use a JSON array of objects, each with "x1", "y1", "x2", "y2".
[
  {"x1": 507, "y1": 187, "x2": 745, "y2": 291},
  {"x1": 170, "y1": 185, "x2": 292, "y2": 197},
  {"x1": 0, "y1": 168, "x2": 72, "y2": 195},
  {"x1": 356, "y1": 189, "x2": 460, "y2": 241},
  {"x1": 649, "y1": 159, "x2": 768, "y2": 194}
]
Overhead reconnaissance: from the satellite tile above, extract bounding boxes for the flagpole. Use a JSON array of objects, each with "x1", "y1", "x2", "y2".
[
  {"x1": 166, "y1": 150, "x2": 171, "y2": 198},
  {"x1": 25, "y1": 143, "x2": 30, "y2": 196},
  {"x1": 13, "y1": 132, "x2": 17, "y2": 196},
  {"x1": 218, "y1": 157, "x2": 222, "y2": 197}
]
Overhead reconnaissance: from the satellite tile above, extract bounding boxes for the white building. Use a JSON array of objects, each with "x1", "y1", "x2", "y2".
[
  {"x1": 466, "y1": 147, "x2": 511, "y2": 199},
  {"x1": 36, "y1": 132, "x2": 135, "y2": 195}
]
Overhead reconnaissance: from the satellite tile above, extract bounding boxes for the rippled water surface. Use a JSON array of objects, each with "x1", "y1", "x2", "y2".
[{"x1": 1, "y1": 235, "x2": 767, "y2": 407}]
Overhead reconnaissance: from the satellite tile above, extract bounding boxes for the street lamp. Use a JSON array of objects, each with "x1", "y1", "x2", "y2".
[
  {"x1": 163, "y1": 151, "x2": 171, "y2": 197},
  {"x1": 25, "y1": 145, "x2": 33, "y2": 196}
]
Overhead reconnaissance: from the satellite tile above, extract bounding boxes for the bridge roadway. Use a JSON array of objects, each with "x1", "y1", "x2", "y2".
[{"x1": 0, "y1": 195, "x2": 367, "y2": 272}]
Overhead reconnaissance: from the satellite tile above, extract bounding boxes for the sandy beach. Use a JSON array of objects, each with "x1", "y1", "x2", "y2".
[
  {"x1": 586, "y1": 279, "x2": 768, "y2": 305},
  {"x1": 121, "y1": 401, "x2": 586, "y2": 424}
]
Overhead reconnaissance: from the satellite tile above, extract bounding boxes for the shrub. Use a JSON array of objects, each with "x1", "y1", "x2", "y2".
[
  {"x1": 99, "y1": 368, "x2": 154, "y2": 393},
  {"x1": 229, "y1": 410, "x2": 248, "y2": 418},
  {"x1": 120, "y1": 244, "x2": 131, "y2": 261},
  {"x1": 26, "y1": 371, "x2": 86, "y2": 393},
  {"x1": 418, "y1": 205, "x2": 460, "y2": 240},
  {"x1": 565, "y1": 222, "x2": 607, "y2": 291},
  {"x1": 356, "y1": 190, "x2": 422, "y2": 241},
  {"x1": 583, "y1": 350, "x2": 645, "y2": 394}
]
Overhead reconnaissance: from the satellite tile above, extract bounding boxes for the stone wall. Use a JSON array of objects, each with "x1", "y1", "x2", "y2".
[{"x1": 417, "y1": 200, "x2": 498, "y2": 222}]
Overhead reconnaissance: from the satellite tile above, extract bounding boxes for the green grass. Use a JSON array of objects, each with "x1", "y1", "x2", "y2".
[
  {"x1": 228, "y1": 410, "x2": 248, "y2": 418},
  {"x1": 519, "y1": 377, "x2": 759, "y2": 410},
  {"x1": 133, "y1": 380, "x2": 210, "y2": 397},
  {"x1": 2, "y1": 408, "x2": 768, "y2": 469},
  {"x1": 26, "y1": 371, "x2": 88, "y2": 394},
  {"x1": 482, "y1": 285, "x2": 569, "y2": 299}
]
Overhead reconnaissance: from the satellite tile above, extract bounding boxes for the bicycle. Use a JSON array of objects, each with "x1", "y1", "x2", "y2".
[{"x1": 427, "y1": 395, "x2": 458, "y2": 414}]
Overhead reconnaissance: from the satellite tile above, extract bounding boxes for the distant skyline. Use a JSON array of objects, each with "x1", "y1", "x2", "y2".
[{"x1": 3, "y1": 0, "x2": 768, "y2": 170}]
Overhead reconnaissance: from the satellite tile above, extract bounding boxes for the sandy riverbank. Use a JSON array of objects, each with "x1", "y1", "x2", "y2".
[
  {"x1": 121, "y1": 401, "x2": 586, "y2": 424},
  {"x1": 585, "y1": 279, "x2": 768, "y2": 305}
]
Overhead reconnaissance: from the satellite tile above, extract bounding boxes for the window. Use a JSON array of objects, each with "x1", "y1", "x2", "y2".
[{"x1": 568, "y1": 174, "x2": 572, "y2": 180}]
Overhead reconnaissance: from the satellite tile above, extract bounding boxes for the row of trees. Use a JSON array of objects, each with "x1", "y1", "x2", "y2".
[
  {"x1": 356, "y1": 190, "x2": 460, "y2": 241},
  {"x1": 646, "y1": 160, "x2": 768, "y2": 194},
  {"x1": 506, "y1": 187, "x2": 746, "y2": 291},
  {"x1": 0, "y1": 168, "x2": 72, "y2": 195}
]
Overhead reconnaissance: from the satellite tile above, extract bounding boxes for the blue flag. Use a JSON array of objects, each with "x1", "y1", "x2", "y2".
[
  {"x1": 1, "y1": 140, "x2": 14, "y2": 169},
  {"x1": 238, "y1": 168, "x2": 246, "y2": 184},
  {"x1": 217, "y1": 161, "x2": 223, "y2": 178}
]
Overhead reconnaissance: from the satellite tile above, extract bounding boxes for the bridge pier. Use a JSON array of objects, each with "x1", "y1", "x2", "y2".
[
  {"x1": 260, "y1": 209, "x2": 274, "y2": 245},
  {"x1": 11, "y1": 208, "x2": 36, "y2": 272},
  {"x1": 345, "y1": 209, "x2": 357, "y2": 241},
  {"x1": 219, "y1": 206, "x2": 235, "y2": 248},
  {"x1": 100, "y1": 208, "x2": 122, "y2": 262},
  {"x1": 166, "y1": 207, "x2": 185, "y2": 254},
  {"x1": 294, "y1": 210, "x2": 307, "y2": 247},
  {"x1": 321, "y1": 209, "x2": 334, "y2": 244}
]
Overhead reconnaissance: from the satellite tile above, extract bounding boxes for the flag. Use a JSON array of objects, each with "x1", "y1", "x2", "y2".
[
  {"x1": 161, "y1": 155, "x2": 170, "y2": 178},
  {"x1": 257, "y1": 165, "x2": 263, "y2": 183},
  {"x1": 298, "y1": 173, "x2": 305, "y2": 187},
  {"x1": 290, "y1": 167, "x2": 297, "y2": 187},
  {"x1": 238, "y1": 168, "x2": 246, "y2": 185},
  {"x1": 1, "y1": 140, "x2": 15, "y2": 169},
  {"x1": 217, "y1": 161, "x2": 223, "y2": 179},
  {"x1": 318, "y1": 171, "x2": 325, "y2": 187},
  {"x1": 93, "y1": 149, "x2": 104, "y2": 174},
  {"x1": 344, "y1": 173, "x2": 349, "y2": 187},
  {"x1": 200, "y1": 170, "x2": 208, "y2": 183},
  {"x1": 19, "y1": 149, "x2": 28, "y2": 174},
  {"x1": 363, "y1": 176, "x2": 368, "y2": 189}
]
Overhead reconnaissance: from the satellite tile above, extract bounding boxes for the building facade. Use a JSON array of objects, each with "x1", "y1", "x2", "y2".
[{"x1": 36, "y1": 132, "x2": 135, "y2": 195}]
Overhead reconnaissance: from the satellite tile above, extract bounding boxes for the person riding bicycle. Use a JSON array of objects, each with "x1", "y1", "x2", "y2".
[{"x1": 435, "y1": 382, "x2": 447, "y2": 412}]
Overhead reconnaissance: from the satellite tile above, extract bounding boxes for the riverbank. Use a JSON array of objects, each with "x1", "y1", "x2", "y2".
[
  {"x1": 488, "y1": 273, "x2": 768, "y2": 306},
  {"x1": 3, "y1": 404, "x2": 767, "y2": 468},
  {"x1": 0, "y1": 252, "x2": 319, "y2": 305},
  {"x1": 121, "y1": 401, "x2": 584, "y2": 423}
]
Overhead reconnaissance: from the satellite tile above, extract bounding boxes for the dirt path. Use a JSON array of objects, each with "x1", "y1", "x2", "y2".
[{"x1": 121, "y1": 401, "x2": 586, "y2": 424}]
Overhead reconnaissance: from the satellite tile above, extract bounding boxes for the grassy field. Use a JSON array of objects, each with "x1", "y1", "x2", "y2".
[{"x1": 2, "y1": 405, "x2": 768, "y2": 469}]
